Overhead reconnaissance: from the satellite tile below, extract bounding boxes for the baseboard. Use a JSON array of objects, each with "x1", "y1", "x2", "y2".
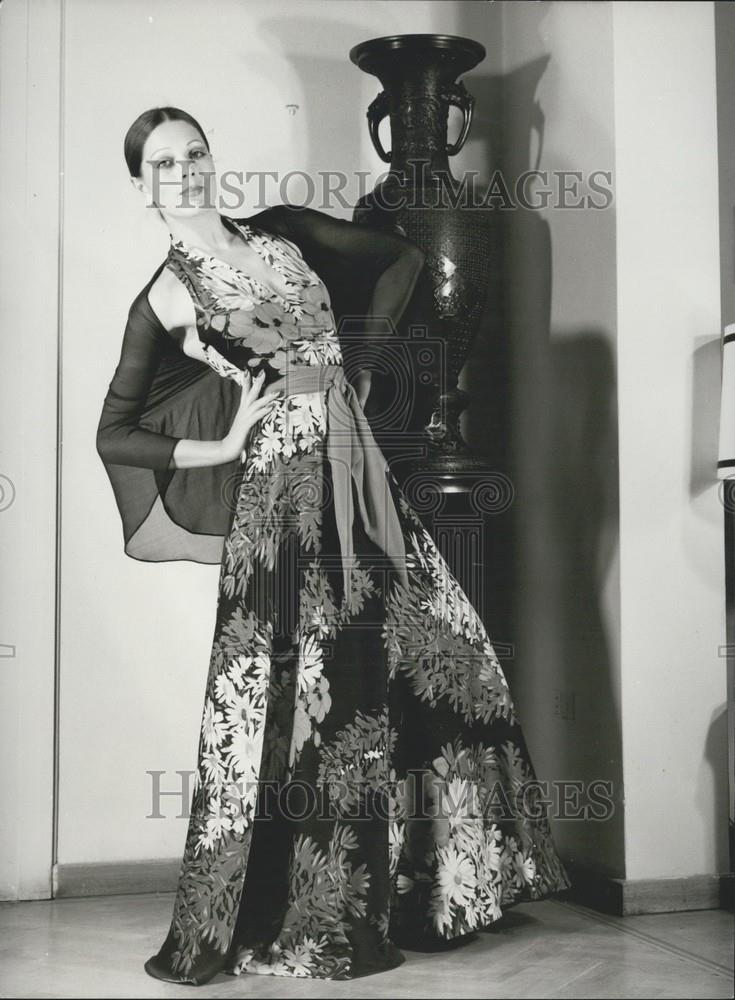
[
  {"x1": 53, "y1": 859, "x2": 180, "y2": 898},
  {"x1": 564, "y1": 860, "x2": 735, "y2": 916},
  {"x1": 53, "y1": 857, "x2": 735, "y2": 915}
]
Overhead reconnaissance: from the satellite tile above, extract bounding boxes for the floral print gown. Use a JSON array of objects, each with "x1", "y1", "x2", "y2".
[{"x1": 131, "y1": 209, "x2": 572, "y2": 985}]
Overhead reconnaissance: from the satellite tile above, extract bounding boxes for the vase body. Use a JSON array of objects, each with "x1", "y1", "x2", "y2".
[{"x1": 350, "y1": 33, "x2": 493, "y2": 486}]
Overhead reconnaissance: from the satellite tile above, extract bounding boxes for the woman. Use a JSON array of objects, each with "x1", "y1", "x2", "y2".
[{"x1": 96, "y1": 106, "x2": 571, "y2": 986}]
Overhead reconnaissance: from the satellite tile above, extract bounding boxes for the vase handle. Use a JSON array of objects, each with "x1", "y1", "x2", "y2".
[
  {"x1": 367, "y1": 91, "x2": 392, "y2": 163},
  {"x1": 445, "y1": 81, "x2": 475, "y2": 157}
]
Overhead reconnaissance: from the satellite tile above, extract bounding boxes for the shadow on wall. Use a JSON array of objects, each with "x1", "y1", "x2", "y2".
[
  {"x1": 456, "y1": 2, "x2": 624, "y2": 874},
  {"x1": 703, "y1": 704, "x2": 732, "y2": 887}
]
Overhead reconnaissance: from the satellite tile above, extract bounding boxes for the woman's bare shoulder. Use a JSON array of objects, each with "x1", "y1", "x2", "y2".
[{"x1": 146, "y1": 266, "x2": 194, "y2": 332}]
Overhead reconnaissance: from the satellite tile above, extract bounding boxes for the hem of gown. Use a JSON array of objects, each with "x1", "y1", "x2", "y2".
[
  {"x1": 224, "y1": 947, "x2": 407, "y2": 982},
  {"x1": 144, "y1": 947, "x2": 407, "y2": 986},
  {"x1": 144, "y1": 956, "x2": 202, "y2": 986},
  {"x1": 143, "y1": 882, "x2": 571, "y2": 986},
  {"x1": 389, "y1": 877, "x2": 572, "y2": 952}
]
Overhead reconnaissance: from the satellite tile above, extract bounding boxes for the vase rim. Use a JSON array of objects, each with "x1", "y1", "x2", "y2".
[{"x1": 350, "y1": 33, "x2": 486, "y2": 73}]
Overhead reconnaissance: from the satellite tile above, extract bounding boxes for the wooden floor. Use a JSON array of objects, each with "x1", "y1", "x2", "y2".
[{"x1": 0, "y1": 893, "x2": 732, "y2": 999}]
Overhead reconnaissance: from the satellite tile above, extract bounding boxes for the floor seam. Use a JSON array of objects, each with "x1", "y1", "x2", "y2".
[
  {"x1": 553, "y1": 900, "x2": 733, "y2": 977},
  {"x1": 538, "y1": 958, "x2": 606, "y2": 997}
]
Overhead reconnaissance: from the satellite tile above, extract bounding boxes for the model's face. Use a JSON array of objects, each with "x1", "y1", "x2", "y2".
[{"x1": 133, "y1": 119, "x2": 215, "y2": 217}]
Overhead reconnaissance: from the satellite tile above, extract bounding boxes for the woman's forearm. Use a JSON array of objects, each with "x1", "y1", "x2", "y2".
[{"x1": 170, "y1": 438, "x2": 232, "y2": 469}]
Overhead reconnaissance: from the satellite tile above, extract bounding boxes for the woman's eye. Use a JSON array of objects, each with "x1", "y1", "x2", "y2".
[
  {"x1": 190, "y1": 149, "x2": 206, "y2": 159},
  {"x1": 154, "y1": 158, "x2": 173, "y2": 169}
]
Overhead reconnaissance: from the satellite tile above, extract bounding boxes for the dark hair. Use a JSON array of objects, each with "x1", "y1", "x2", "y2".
[{"x1": 124, "y1": 106, "x2": 210, "y2": 177}]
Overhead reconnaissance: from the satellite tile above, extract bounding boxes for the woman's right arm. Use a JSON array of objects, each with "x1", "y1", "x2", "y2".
[
  {"x1": 169, "y1": 370, "x2": 278, "y2": 467},
  {"x1": 96, "y1": 285, "x2": 277, "y2": 470},
  {"x1": 96, "y1": 295, "x2": 186, "y2": 470}
]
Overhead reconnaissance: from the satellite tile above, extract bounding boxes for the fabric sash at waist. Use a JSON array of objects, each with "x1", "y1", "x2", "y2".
[{"x1": 266, "y1": 365, "x2": 408, "y2": 600}]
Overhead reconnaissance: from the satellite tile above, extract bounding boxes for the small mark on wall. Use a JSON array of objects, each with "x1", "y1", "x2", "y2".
[{"x1": 553, "y1": 688, "x2": 576, "y2": 720}]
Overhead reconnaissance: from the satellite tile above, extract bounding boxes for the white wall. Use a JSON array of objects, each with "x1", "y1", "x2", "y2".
[
  {"x1": 716, "y1": 2, "x2": 735, "y2": 331},
  {"x1": 0, "y1": 0, "x2": 60, "y2": 900},
  {"x1": 612, "y1": 1, "x2": 728, "y2": 880},
  {"x1": 471, "y1": 0, "x2": 729, "y2": 883}
]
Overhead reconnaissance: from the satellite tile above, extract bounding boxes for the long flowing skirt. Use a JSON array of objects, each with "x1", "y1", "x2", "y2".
[{"x1": 144, "y1": 388, "x2": 572, "y2": 985}]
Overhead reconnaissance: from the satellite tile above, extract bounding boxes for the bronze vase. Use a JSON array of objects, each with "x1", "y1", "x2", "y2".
[{"x1": 350, "y1": 33, "x2": 493, "y2": 486}]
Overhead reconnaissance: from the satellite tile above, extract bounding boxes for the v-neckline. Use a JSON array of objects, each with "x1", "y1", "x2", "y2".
[{"x1": 168, "y1": 214, "x2": 295, "y2": 304}]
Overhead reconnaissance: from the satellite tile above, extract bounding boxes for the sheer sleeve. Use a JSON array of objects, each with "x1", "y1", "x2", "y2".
[
  {"x1": 96, "y1": 286, "x2": 182, "y2": 470},
  {"x1": 254, "y1": 203, "x2": 425, "y2": 364},
  {"x1": 95, "y1": 273, "x2": 243, "y2": 564}
]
